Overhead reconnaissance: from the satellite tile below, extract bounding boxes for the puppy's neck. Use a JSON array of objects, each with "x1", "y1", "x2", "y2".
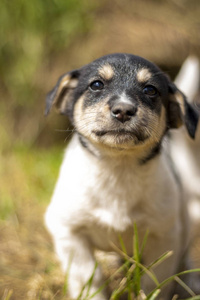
[{"x1": 77, "y1": 133, "x2": 162, "y2": 165}]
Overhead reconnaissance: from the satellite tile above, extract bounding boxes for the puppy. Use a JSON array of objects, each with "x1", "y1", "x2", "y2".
[{"x1": 45, "y1": 53, "x2": 199, "y2": 300}]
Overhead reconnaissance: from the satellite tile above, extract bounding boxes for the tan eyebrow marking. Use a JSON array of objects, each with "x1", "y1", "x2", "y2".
[
  {"x1": 137, "y1": 68, "x2": 152, "y2": 82},
  {"x1": 98, "y1": 64, "x2": 114, "y2": 80}
]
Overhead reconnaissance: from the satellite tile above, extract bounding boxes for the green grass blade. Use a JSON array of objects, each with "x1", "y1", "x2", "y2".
[
  {"x1": 133, "y1": 223, "x2": 141, "y2": 295},
  {"x1": 127, "y1": 289, "x2": 133, "y2": 300},
  {"x1": 133, "y1": 223, "x2": 140, "y2": 262},
  {"x1": 63, "y1": 252, "x2": 74, "y2": 295},
  {"x1": 180, "y1": 296, "x2": 200, "y2": 300},
  {"x1": 86, "y1": 262, "x2": 98, "y2": 297},
  {"x1": 148, "y1": 289, "x2": 161, "y2": 300},
  {"x1": 110, "y1": 277, "x2": 127, "y2": 299},
  {"x1": 88, "y1": 280, "x2": 110, "y2": 299},
  {"x1": 77, "y1": 262, "x2": 99, "y2": 299},
  {"x1": 2, "y1": 290, "x2": 13, "y2": 300},
  {"x1": 118, "y1": 233, "x2": 128, "y2": 256},
  {"x1": 145, "y1": 251, "x2": 173, "y2": 272},
  {"x1": 88, "y1": 261, "x2": 131, "y2": 300},
  {"x1": 91, "y1": 256, "x2": 136, "y2": 299},
  {"x1": 174, "y1": 276, "x2": 195, "y2": 297},
  {"x1": 77, "y1": 284, "x2": 86, "y2": 300},
  {"x1": 147, "y1": 269, "x2": 200, "y2": 299}
]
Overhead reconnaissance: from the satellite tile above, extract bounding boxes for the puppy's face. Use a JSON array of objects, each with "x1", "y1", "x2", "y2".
[{"x1": 46, "y1": 54, "x2": 198, "y2": 153}]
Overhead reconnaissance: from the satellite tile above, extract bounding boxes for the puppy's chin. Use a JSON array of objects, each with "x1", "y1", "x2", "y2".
[{"x1": 90, "y1": 129, "x2": 150, "y2": 149}]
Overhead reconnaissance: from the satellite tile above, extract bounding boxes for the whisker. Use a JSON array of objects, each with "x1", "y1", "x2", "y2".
[{"x1": 55, "y1": 129, "x2": 74, "y2": 132}]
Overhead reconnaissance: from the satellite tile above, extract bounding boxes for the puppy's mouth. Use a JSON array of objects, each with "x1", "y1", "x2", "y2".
[{"x1": 93, "y1": 129, "x2": 149, "y2": 143}]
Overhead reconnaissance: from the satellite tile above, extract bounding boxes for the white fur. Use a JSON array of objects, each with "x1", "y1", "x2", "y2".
[
  {"x1": 174, "y1": 56, "x2": 199, "y2": 103},
  {"x1": 171, "y1": 56, "x2": 200, "y2": 222},
  {"x1": 45, "y1": 134, "x2": 188, "y2": 299},
  {"x1": 119, "y1": 92, "x2": 133, "y2": 105}
]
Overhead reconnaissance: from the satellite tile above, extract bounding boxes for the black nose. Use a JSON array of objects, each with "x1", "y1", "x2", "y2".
[{"x1": 111, "y1": 102, "x2": 137, "y2": 123}]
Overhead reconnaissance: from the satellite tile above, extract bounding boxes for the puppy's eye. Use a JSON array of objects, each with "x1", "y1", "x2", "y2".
[
  {"x1": 90, "y1": 80, "x2": 104, "y2": 91},
  {"x1": 143, "y1": 85, "x2": 157, "y2": 97}
]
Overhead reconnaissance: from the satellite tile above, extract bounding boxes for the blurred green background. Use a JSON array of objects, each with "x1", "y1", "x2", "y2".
[{"x1": 1, "y1": 0, "x2": 200, "y2": 299}]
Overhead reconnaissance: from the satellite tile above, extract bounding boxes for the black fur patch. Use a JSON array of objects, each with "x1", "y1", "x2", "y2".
[
  {"x1": 78, "y1": 134, "x2": 99, "y2": 157},
  {"x1": 140, "y1": 142, "x2": 162, "y2": 164}
]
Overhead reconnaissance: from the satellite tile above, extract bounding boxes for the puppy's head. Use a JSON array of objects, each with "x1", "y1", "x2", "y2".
[{"x1": 46, "y1": 53, "x2": 198, "y2": 153}]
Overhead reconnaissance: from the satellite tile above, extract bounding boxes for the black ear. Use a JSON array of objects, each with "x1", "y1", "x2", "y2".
[
  {"x1": 45, "y1": 70, "x2": 80, "y2": 115},
  {"x1": 167, "y1": 83, "x2": 199, "y2": 139}
]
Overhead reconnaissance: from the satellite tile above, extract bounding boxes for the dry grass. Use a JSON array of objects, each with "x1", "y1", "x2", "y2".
[
  {"x1": 0, "y1": 146, "x2": 67, "y2": 300},
  {"x1": 0, "y1": 206, "x2": 65, "y2": 300}
]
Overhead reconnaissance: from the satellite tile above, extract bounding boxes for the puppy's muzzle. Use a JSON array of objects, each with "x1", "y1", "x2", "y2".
[{"x1": 111, "y1": 102, "x2": 137, "y2": 123}]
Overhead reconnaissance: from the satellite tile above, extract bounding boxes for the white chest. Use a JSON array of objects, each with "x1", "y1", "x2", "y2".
[{"x1": 52, "y1": 138, "x2": 180, "y2": 238}]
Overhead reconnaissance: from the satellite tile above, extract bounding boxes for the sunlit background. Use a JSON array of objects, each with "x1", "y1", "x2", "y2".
[{"x1": 1, "y1": 1, "x2": 200, "y2": 299}]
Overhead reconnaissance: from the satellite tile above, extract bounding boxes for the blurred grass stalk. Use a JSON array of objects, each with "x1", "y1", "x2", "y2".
[{"x1": 2, "y1": 289, "x2": 13, "y2": 300}]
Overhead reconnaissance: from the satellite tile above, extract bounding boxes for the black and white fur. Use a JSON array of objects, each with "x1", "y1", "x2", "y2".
[{"x1": 45, "y1": 54, "x2": 199, "y2": 299}]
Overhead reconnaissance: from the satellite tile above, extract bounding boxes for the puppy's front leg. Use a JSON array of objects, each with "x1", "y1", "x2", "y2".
[{"x1": 54, "y1": 233, "x2": 106, "y2": 300}]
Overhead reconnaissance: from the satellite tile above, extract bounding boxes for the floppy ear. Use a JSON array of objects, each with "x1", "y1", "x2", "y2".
[
  {"x1": 167, "y1": 83, "x2": 199, "y2": 139},
  {"x1": 45, "y1": 70, "x2": 80, "y2": 115}
]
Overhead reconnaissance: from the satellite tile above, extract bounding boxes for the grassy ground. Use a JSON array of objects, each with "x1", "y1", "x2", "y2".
[{"x1": 0, "y1": 145, "x2": 68, "y2": 300}]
